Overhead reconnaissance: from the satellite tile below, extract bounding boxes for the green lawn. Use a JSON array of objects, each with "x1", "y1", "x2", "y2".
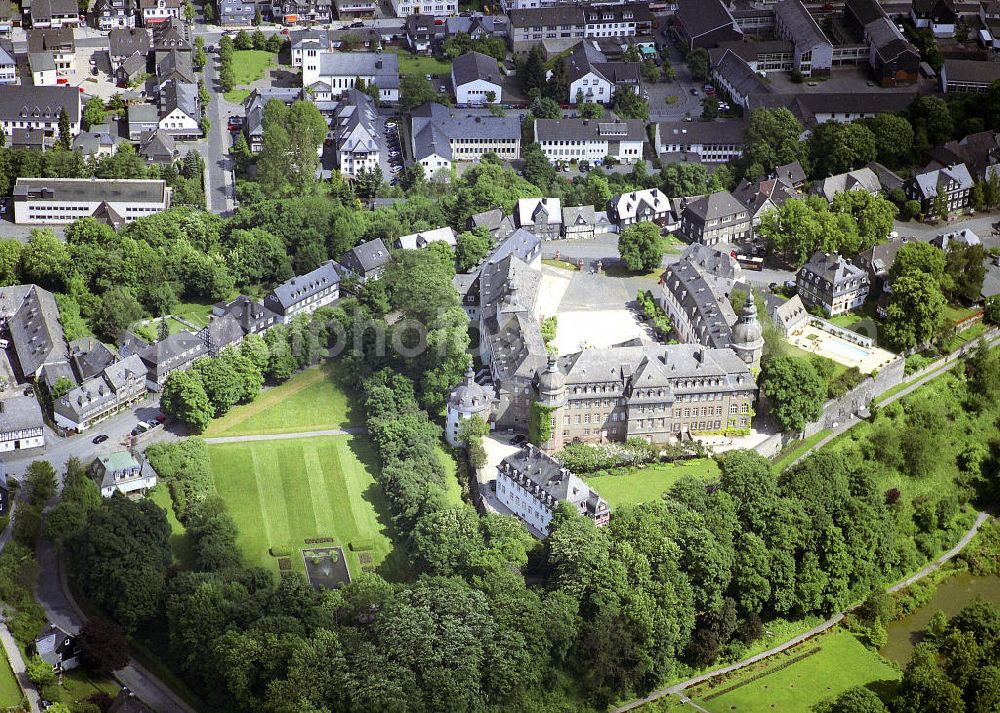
[
  {"x1": 56, "y1": 669, "x2": 121, "y2": 707},
  {"x1": 231, "y1": 49, "x2": 275, "y2": 86},
  {"x1": 688, "y1": 631, "x2": 900, "y2": 712},
  {"x1": 387, "y1": 48, "x2": 452, "y2": 76},
  {"x1": 438, "y1": 446, "x2": 465, "y2": 507},
  {"x1": 150, "y1": 484, "x2": 194, "y2": 569},
  {"x1": 208, "y1": 434, "x2": 408, "y2": 580},
  {"x1": 772, "y1": 430, "x2": 831, "y2": 474},
  {"x1": 0, "y1": 648, "x2": 21, "y2": 710},
  {"x1": 223, "y1": 88, "x2": 251, "y2": 105},
  {"x1": 543, "y1": 259, "x2": 580, "y2": 271},
  {"x1": 205, "y1": 362, "x2": 359, "y2": 436},
  {"x1": 166, "y1": 300, "x2": 217, "y2": 335},
  {"x1": 941, "y1": 304, "x2": 979, "y2": 324},
  {"x1": 584, "y1": 458, "x2": 720, "y2": 508}
]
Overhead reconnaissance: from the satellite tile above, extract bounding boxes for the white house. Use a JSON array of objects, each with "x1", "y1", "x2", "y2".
[
  {"x1": 452, "y1": 51, "x2": 502, "y2": 105},
  {"x1": 29, "y1": 53, "x2": 59, "y2": 86},
  {"x1": 410, "y1": 103, "x2": 521, "y2": 180},
  {"x1": 394, "y1": 226, "x2": 457, "y2": 250},
  {"x1": 92, "y1": 451, "x2": 158, "y2": 498},
  {"x1": 390, "y1": 0, "x2": 456, "y2": 18},
  {"x1": 263, "y1": 261, "x2": 341, "y2": 323},
  {"x1": 445, "y1": 367, "x2": 493, "y2": 447},
  {"x1": 0, "y1": 395, "x2": 45, "y2": 453},
  {"x1": 654, "y1": 121, "x2": 745, "y2": 163},
  {"x1": 0, "y1": 44, "x2": 15, "y2": 84},
  {"x1": 157, "y1": 80, "x2": 200, "y2": 138},
  {"x1": 27, "y1": 28, "x2": 76, "y2": 75},
  {"x1": 534, "y1": 116, "x2": 646, "y2": 165},
  {"x1": 12, "y1": 178, "x2": 172, "y2": 225},
  {"x1": 139, "y1": 0, "x2": 181, "y2": 25},
  {"x1": 303, "y1": 51, "x2": 400, "y2": 103},
  {"x1": 565, "y1": 42, "x2": 639, "y2": 105},
  {"x1": 609, "y1": 187, "x2": 672, "y2": 226},
  {"x1": 332, "y1": 89, "x2": 382, "y2": 179}
]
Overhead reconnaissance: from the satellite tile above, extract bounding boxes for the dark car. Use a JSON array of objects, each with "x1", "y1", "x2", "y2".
[
  {"x1": 510, "y1": 434, "x2": 527, "y2": 446},
  {"x1": 92, "y1": 434, "x2": 109, "y2": 444},
  {"x1": 350, "y1": 21, "x2": 364, "y2": 27}
]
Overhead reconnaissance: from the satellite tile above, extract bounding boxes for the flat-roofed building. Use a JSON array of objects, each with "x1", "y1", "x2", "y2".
[{"x1": 12, "y1": 178, "x2": 172, "y2": 225}]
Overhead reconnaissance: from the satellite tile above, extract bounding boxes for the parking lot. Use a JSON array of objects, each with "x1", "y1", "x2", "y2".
[{"x1": 383, "y1": 116, "x2": 404, "y2": 183}]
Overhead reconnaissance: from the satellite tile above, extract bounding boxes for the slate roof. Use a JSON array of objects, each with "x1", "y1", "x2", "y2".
[
  {"x1": 799, "y1": 251, "x2": 867, "y2": 286},
  {"x1": 158, "y1": 79, "x2": 199, "y2": 121},
  {"x1": 72, "y1": 125, "x2": 118, "y2": 156},
  {"x1": 675, "y1": 0, "x2": 738, "y2": 39},
  {"x1": 452, "y1": 51, "x2": 501, "y2": 87},
  {"x1": 109, "y1": 27, "x2": 150, "y2": 57},
  {"x1": 660, "y1": 258, "x2": 736, "y2": 351},
  {"x1": 854, "y1": 237, "x2": 908, "y2": 278},
  {"x1": 5, "y1": 285, "x2": 67, "y2": 377},
  {"x1": 0, "y1": 395, "x2": 44, "y2": 436},
  {"x1": 410, "y1": 102, "x2": 519, "y2": 162},
  {"x1": 27, "y1": 26, "x2": 74, "y2": 52},
  {"x1": 812, "y1": 167, "x2": 881, "y2": 201},
  {"x1": 562, "y1": 204, "x2": 595, "y2": 227},
  {"x1": 31, "y1": 0, "x2": 77, "y2": 22},
  {"x1": 138, "y1": 129, "x2": 176, "y2": 162},
  {"x1": 912, "y1": 162, "x2": 973, "y2": 199},
  {"x1": 656, "y1": 120, "x2": 747, "y2": 148},
  {"x1": 395, "y1": 226, "x2": 457, "y2": 250},
  {"x1": 267, "y1": 261, "x2": 340, "y2": 311},
  {"x1": 928, "y1": 131, "x2": 1000, "y2": 177},
  {"x1": 715, "y1": 49, "x2": 771, "y2": 100},
  {"x1": 138, "y1": 330, "x2": 207, "y2": 382},
  {"x1": 151, "y1": 16, "x2": 189, "y2": 51},
  {"x1": 117, "y1": 52, "x2": 147, "y2": 79},
  {"x1": 333, "y1": 89, "x2": 379, "y2": 154},
  {"x1": 517, "y1": 197, "x2": 562, "y2": 227},
  {"x1": 535, "y1": 116, "x2": 646, "y2": 143},
  {"x1": 509, "y1": 5, "x2": 584, "y2": 28},
  {"x1": 14, "y1": 177, "x2": 167, "y2": 203},
  {"x1": 502, "y1": 444, "x2": 607, "y2": 516},
  {"x1": 338, "y1": 238, "x2": 390, "y2": 276},
  {"x1": 69, "y1": 336, "x2": 117, "y2": 380},
  {"x1": 683, "y1": 190, "x2": 746, "y2": 222},
  {"x1": 317, "y1": 51, "x2": 399, "y2": 90},
  {"x1": 774, "y1": 0, "x2": 828, "y2": 50},
  {"x1": 156, "y1": 49, "x2": 194, "y2": 84},
  {"x1": 29, "y1": 53, "x2": 57, "y2": 73},
  {"x1": 128, "y1": 102, "x2": 159, "y2": 126}
]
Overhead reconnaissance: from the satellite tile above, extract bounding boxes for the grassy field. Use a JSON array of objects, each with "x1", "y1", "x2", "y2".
[
  {"x1": 166, "y1": 300, "x2": 216, "y2": 335},
  {"x1": 387, "y1": 48, "x2": 452, "y2": 76},
  {"x1": 205, "y1": 362, "x2": 359, "y2": 436},
  {"x1": 208, "y1": 434, "x2": 408, "y2": 580},
  {"x1": 584, "y1": 458, "x2": 720, "y2": 508},
  {"x1": 150, "y1": 484, "x2": 194, "y2": 569},
  {"x1": 56, "y1": 669, "x2": 121, "y2": 708},
  {"x1": 0, "y1": 648, "x2": 21, "y2": 710},
  {"x1": 687, "y1": 631, "x2": 900, "y2": 712},
  {"x1": 543, "y1": 259, "x2": 580, "y2": 271},
  {"x1": 224, "y1": 50, "x2": 275, "y2": 103},
  {"x1": 771, "y1": 430, "x2": 831, "y2": 474}
]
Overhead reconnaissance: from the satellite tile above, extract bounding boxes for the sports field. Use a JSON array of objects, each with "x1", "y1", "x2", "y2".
[
  {"x1": 208, "y1": 434, "x2": 408, "y2": 580},
  {"x1": 205, "y1": 363, "x2": 359, "y2": 437},
  {"x1": 687, "y1": 631, "x2": 900, "y2": 712},
  {"x1": 584, "y1": 458, "x2": 720, "y2": 508}
]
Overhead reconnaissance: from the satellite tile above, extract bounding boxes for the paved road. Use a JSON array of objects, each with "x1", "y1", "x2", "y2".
[
  {"x1": 199, "y1": 47, "x2": 237, "y2": 216},
  {"x1": 203, "y1": 427, "x2": 364, "y2": 444},
  {"x1": 0, "y1": 617, "x2": 40, "y2": 713},
  {"x1": 615, "y1": 510, "x2": 993, "y2": 713}
]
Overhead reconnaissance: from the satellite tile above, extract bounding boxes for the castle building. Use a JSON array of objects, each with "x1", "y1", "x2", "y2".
[{"x1": 445, "y1": 367, "x2": 493, "y2": 447}]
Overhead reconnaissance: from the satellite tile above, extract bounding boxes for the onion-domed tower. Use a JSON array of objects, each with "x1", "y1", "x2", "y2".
[{"x1": 731, "y1": 292, "x2": 764, "y2": 370}]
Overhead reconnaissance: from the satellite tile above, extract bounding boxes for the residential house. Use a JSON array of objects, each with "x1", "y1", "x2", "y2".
[
  {"x1": 68, "y1": 336, "x2": 117, "y2": 381},
  {"x1": 535, "y1": 116, "x2": 645, "y2": 165},
  {"x1": 654, "y1": 120, "x2": 745, "y2": 163},
  {"x1": 138, "y1": 129, "x2": 176, "y2": 163},
  {"x1": 980, "y1": 1, "x2": 1000, "y2": 50},
  {"x1": 609, "y1": 187, "x2": 672, "y2": 226},
  {"x1": 928, "y1": 130, "x2": 1000, "y2": 178},
  {"x1": 773, "y1": 0, "x2": 833, "y2": 77},
  {"x1": 31, "y1": 626, "x2": 80, "y2": 672},
  {"x1": 766, "y1": 293, "x2": 808, "y2": 336},
  {"x1": 394, "y1": 226, "x2": 457, "y2": 250},
  {"x1": 679, "y1": 191, "x2": 753, "y2": 246},
  {"x1": 53, "y1": 355, "x2": 147, "y2": 432},
  {"x1": 91, "y1": 0, "x2": 137, "y2": 29},
  {"x1": 150, "y1": 16, "x2": 189, "y2": 62},
  {"x1": 565, "y1": 42, "x2": 639, "y2": 105},
  {"x1": 910, "y1": 0, "x2": 956, "y2": 37},
  {"x1": 138, "y1": 330, "x2": 207, "y2": 391},
  {"x1": 115, "y1": 52, "x2": 147, "y2": 85},
  {"x1": 868, "y1": 160, "x2": 906, "y2": 194},
  {"x1": 27, "y1": 27, "x2": 75, "y2": 75},
  {"x1": 127, "y1": 103, "x2": 159, "y2": 140},
  {"x1": 30, "y1": 0, "x2": 80, "y2": 28},
  {"x1": 332, "y1": 88, "x2": 382, "y2": 179},
  {"x1": 72, "y1": 124, "x2": 119, "y2": 158},
  {"x1": 204, "y1": 295, "x2": 279, "y2": 352},
  {"x1": 12, "y1": 178, "x2": 171, "y2": 225},
  {"x1": 0, "y1": 395, "x2": 45, "y2": 453},
  {"x1": 562, "y1": 205, "x2": 596, "y2": 239},
  {"x1": 219, "y1": 0, "x2": 257, "y2": 26},
  {"x1": 931, "y1": 228, "x2": 981, "y2": 251},
  {"x1": 508, "y1": 6, "x2": 585, "y2": 55},
  {"x1": 30, "y1": 52, "x2": 58, "y2": 86},
  {"x1": 91, "y1": 450, "x2": 157, "y2": 498},
  {"x1": 446, "y1": 14, "x2": 507, "y2": 40},
  {"x1": 139, "y1": 0, "x2": 180, "y2": 25},
  {"x1": 389, "y1": 0, "x2": 455, "y2": 19},
  {"x1": 733, "y1": 176, "x2": 796, "y2": 225},
  {"x1": 853, "y1": 236, "x2": 909, "y2": 296},
  {"x1": 108, "y1": 27, "x2": 150, "y2": 69},
  {"x1": 242, "y1": 87, "x2": 299, "y2": 154},
  {"x1": 261, "y1": 261, "x2": 341, "y2": 324},
  {"x1": 469, "y1": 209, "x2": 516, "y2": 241},
  {"x1": 0, "y1": 41, "x2": 14, "y2": 84},
  {"x1": 496, "y1": 445, "x2": 609, "y2": 536},
  {"x1": 338, "y1": 238, "x2": 391, "y2": 282},
  {"x1": 516, "y1": 197, "x2": 563, "y2": 240},
  {"x1": 334, "y1": 0, "x2": 376, "y2": 18},
  {"x1": 906, "y1": 163, "x2": 973, "y2": 215},
  {"x1": 452, "y1": 51, "x2": 502, "y2": 105},
  {"x1": 811, "y1": 166, "x2": 881, "y2": 203},
  {"x1": 302, "y1": 51, "x2": 400, "y2": 104},
  {"x1": 0, "y1": 0, "x2": 12, "y2": 35},
  {"x1": 583, "y1": 3, "x2": 652, "y2": 39},
  {"x1": 157, "y1": 79, "x2": 200, "y2": 138},
  {"x1": 775, "y1": 160, "x2": 806, "y2": 191},
  {"x1": 674, "y1": 0, "x2": 742, "y2": 51},
  {"x1": 410, "y1": 103, "x2": 521, "y2": 179},
  {"x1": 941, "y1": 59, "x2": 1000, "y2": 93},
  {"x1": 272, "y1": 0, "x2": 332, "y2": 25},
  {"x1": 404, "y1": 13, "x2": 435, "y2": 54},
  {"x1": 796, "y1": 251, "x2": 870, "y2": 316},
  {"x1": 155, "y1": 49, "x2": 194, "y2": 85},
  {"x1": 11, "y1": 128, "x2": 49, "y2": 150},
  {"x1": 0, "y1": 284, "x2": 68, "y2": 380},
  {"x1": 713, "y1": 49, "x2": 773, "y2": 109}
]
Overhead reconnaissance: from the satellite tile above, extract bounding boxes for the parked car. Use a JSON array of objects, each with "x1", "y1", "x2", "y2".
[
  {"x1": 227, "y1": 116, "x2": 244, "y2": 131},
  {"x1": 510, "y1": 434, "x2": 527, "y2": 445},
  {"x1": 91, "y1": 434, "x2": 109, "y2": 444},
  {"x1": 690, "y1": 88, "x2": 699, "y2": 95},
  {"x1": 0, "y1": 339, "x2": 8, "y2": 349},
  {"x1": 155, "y1": 414, "x2": 167, "y2": 424}
]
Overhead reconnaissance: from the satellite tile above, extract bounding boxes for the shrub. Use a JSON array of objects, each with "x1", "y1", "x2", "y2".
[{"x1": 269, "y1": 546, "x2": 291, "y2": 557}]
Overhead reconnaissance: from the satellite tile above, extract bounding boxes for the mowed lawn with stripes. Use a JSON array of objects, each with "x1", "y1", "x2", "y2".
[{"x1": 208, "y1": 434, "x2": 409, "y2": 581}]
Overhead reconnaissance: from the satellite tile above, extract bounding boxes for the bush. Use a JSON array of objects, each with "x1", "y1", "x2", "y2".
[
  {"x1": 269, "y1": 546, "x2": 291, "y2": 557},
  {"x1": 26, "y1": 655, "x2": 56, "y2": 686},
  {"x1": 350, "y1": 539, "x2": 374, "y2": 551}
]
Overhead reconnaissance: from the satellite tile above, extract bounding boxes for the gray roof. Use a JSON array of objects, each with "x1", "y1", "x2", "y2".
[
  {"x1": 562, "y1": 204, "x2": 595, "y2": 227},
  {"x1": 31, "y1": 0, "x2": 77, "y2": 20},
  {"x1": 138, "y1": 330, "x2": 207, "y2": 382},
  {"x1": 333, "y1": 89, "x2": 379, "y2": 154},
  {"x1": 212, "y1": 295, "x2": 279, "y2": 333},
  {"x1": 159, "y1": 79, "x2": 199, "y2": 121},
  {"x1": 72, "y1": 125, "x2": 118, "y2": 156},
  {"x1": 657, "y1": 120, "x2": 747, "y2": 148},
  {"x1": 799, "y1": 251, "x2": 867, "y2": 287},
  {"x1": 29, "y1": 53, "x2": 56, "y2": 73},
  {"x1": 27, "y1": 26, "x2": 74, "y2": 53},
  {"x1": 509, "y1": 5, "x2": 584, "y2": 28},
  {"x1": 0, "y1": 43, "x2": 13, "y2": 67},
  {"x1": 912, "y1": 162, "x2": 974, "y2": 199},
  {"x1": 109, "y1": 27, "x2": 150, "y2": 57},
  {"x1": 931, "y1": 228, "x2": 981, "y2": 250},
  {"x1": 411, "y1": 103, "x2": 519, "y2": 162},
  {"x1": 317, "y1": 51, "x2": 399, "y2": 90},
  {"x1": 138, "y1": 129, "x2": 176, "y2": 162},
  {"x1": 0, "y1": 395, "x2": 44, "y2": 436},
  {"x1": 452, "y1": 51, "x2": 501, "y2": 87},
  {"x1": 683, "y1": 190, "x2": 747, "y2": 222},
  {"x1": 267, "y1": 260, "x2": 340, "y2": 311},
  {"x1": 535, "y1": 116, "x2": 646, "y2": 143},
  {"x1": 812, "y1": 167, "x2": 881, "y2": 201},
  {"x1": 675, "y1": 0, "x2": 738, "y2": 38},
  {"x1": 774, "y1": 0, "x2": 829, "y2": 50},
  {"x1": 338, "y1": 238, "x2": 390, "y2": 276},
  {"x1": 151, "y1": 17, "x2": 189, "y2": 51},
  {"x1": 118, "y1": 52, "x2": 147, "y2": 79},
  {"x1": 854, "y1": 237, "x2": 909, "y2": 278},
  {"x1": 733, "y1": 177, "x2": 795, "y2": 215},
  {"x1": 446, "y1": 15, "x2": 506, "y2": 36},
  {"x1": 33, "y1": 625, "x2": 76, "y2": 669},
  {"x1": 715, "y1": 49, "x2": 771, "y2": 100},
  {"x1": 660, "y1": 258, "x2": 736, "y2": 351},
  {"x1": 128, "y1": 102, "x2": 159, "y2": 126},
  {"x1": 501, "y1": 444, "x2": 608, "y2": 519},
  {"x1": 69, "y1": 336, "x2": 117, "y2": 381},
  {"x1": 13, "y1": 178, "x2": 168, "y2": 203},
  {"x1": 156, "y1": 49, "x2": 194, "y2": 84},
  {"x1": 5, "y1": 285, "x2": 67, "y2": 377},
  {"x1": 448, "y1": 367, "x2": 492, "y2": 414}
]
